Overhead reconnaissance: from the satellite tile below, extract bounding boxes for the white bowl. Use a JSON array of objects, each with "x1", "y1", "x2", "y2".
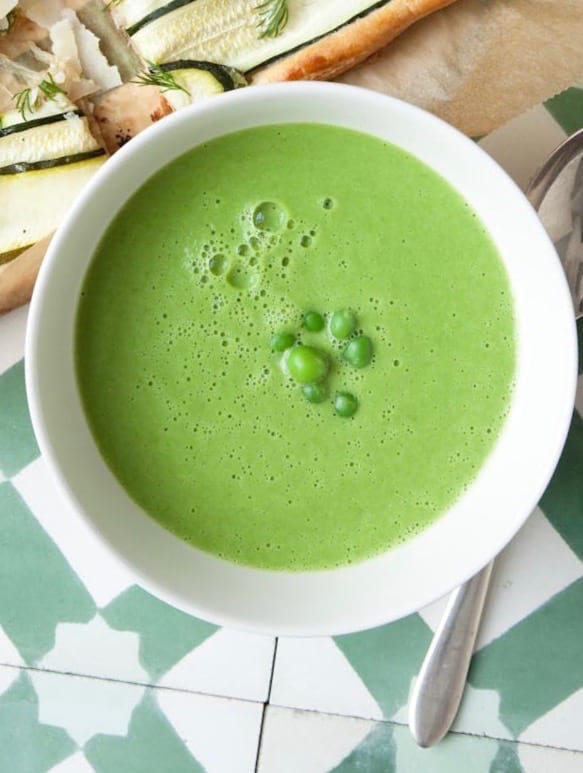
[{"x1": 25, "y1": 83, "x2": 577, "y2": 636}]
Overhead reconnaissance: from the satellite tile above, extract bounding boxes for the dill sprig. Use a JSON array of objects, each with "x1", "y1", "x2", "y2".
[
  {"x1": 14, "y1": 73, "x2": 65, "y2": 121},
  {"x1": 14, "y1": 87, "x2": 36, "y2": 121},
  {"x1": 38, "y1": 73, "x2": 65, "y2": 101},
  {"x1": 255, "y1": 0, "x2": 288, "y2": 39},
  {"x1": 133, "y1": 62, "x2": 189, "y2": 95}
]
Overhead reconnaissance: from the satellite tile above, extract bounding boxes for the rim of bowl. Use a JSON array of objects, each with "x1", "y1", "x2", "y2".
[{"x1": 25, "y1": 82, "x2": 578, "y2": 636}]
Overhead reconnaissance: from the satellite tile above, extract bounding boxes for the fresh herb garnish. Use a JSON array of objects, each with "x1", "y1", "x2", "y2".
[
  {"x1": 133, "y1": 62, "x2": 189, "y2": 95},
  {"x1": 38, "y1": 73, "x2": 65, "y2": 101},
  {"x1": 14, "y1": 73, "x2": 65, "y2": 121},
  {"x1": 14, "y1": 87, "x2": 35, "y2": 121},
  {"x1": 255, "y1": 0, "x2": 288, "y2": 39}
]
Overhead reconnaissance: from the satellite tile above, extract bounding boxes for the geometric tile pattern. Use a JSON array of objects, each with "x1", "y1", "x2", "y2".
[{"x1": 1, "y1": 87, "x2": 582, "y2": 771}]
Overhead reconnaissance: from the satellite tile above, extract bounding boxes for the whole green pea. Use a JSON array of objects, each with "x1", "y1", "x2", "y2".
[
  {"x1": 334, "y1": 392, "x2": 358, "y2": 418},
  {"x1": 343, "y1": 335, "x2": 373, "y2": 368},
  {"x1": 287, "y1": 345, "x2": 329, "y2": 384},
  {"x1": 330, "y1": 309, "x2": 356, "y2": 339},
  {"x1": 302, "y1": 382, "x2": 328, "y2": 403},
  {"x1": 303, "y1": 310, "x2": 325, "y2": 332},
  {"x1": 270, "y1": 332, "x2": 295, "y2": 352}
]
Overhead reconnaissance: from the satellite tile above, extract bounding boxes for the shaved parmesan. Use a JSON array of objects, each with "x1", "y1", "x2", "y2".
[
  {"x1": 19, "y1": 0, "x2": 65, "y2": 29},
  {"x1": 50, "y1": 14, "x2": 82, "y2": 80},
  {"x1": 61, "y1": 8, "x2": 121, "y2": 91}
]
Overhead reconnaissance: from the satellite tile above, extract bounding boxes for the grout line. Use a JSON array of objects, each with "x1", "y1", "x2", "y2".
[
  {"x1": 0, "y1": 660, "x2": 263, "y2": 708},
  {"x1": 254, "y1": 637, "x2": 279, "y2": 773},
  {"x1": 2, "y1": 659, "x2": 583, "y2": 757},
  {"x1": 252, "y1": 697, "x2": 583, "y2": 756},
  {"x1": 265, "y1": 637, "x2": 279, "y2": 704}
]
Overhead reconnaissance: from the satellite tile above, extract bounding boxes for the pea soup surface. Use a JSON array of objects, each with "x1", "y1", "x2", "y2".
[{"x1": 76, "y1": 124, "x2": 515, "y2": 570}]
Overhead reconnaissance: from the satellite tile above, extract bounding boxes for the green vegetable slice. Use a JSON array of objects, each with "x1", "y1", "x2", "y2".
[
  {"x1": 0, "y1": 115, "x2": 103, "y2": 170},
  {"x1": 135, "y1": 60, "x2": 247, "y2": 110},
  {"x1": 126, "y1": 0, "x2": 196, "y2": 36},
  {"x1": 157, "y1": 60, "x2": 246, "y2": 91},
  {"x1": 0, "y1": 110, "x2": 83, "y2": 138},
  {"x1": 122, "y1": 0, "x2": 394, "y2": 73},
  {"x1": 0, "y1": 154, "x2": 106, "y2": 255},
  {"x1": 0, "y1": 149, "x2": 106, "y2": 176}
]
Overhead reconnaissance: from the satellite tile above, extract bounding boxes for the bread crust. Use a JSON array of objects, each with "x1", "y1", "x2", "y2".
[
  {"x1": 252, "y1": 0, "x2": 459, "y2": 83},
  {"x1": 0, "y1": 233, "x2": 51, "y2": 314}
]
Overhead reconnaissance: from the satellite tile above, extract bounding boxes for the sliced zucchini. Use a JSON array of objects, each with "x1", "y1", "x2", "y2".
[
  {"x1": 138, "y1": 60, "x2": 247, "y2": 110},
  {"x1": 123, "y1": 0, "x2": 389, "y2": 73},
  {"x1": 0, "y1": 154, "x2": 106, "y2": 253},
  {"x1": 0, "y1": 95, "x2": 74, "y2": 132},
  {"x1": 0, "y1": 114, "x2": 101, "y2": 167},
  {"x1": 108, "y1": 0, "x2": 192, "y2": 33},
  {"x1": 1, "y1": 148, "x2": 105, "y2": 175},
  {"x1": 0, "y1": 109, "x2": 83, "y2": 137},
  {"x1": 0, "y1": 95, "x2": 106, "y2": 255}
]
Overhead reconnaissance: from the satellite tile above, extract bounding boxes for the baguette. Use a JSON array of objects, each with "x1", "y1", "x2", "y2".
[
  {"x1": 0, "y1": 232, "x2": 51, "y2": 313},
  {"x1": 252, "y1": 0, "x2": 458, "y2": 83}
]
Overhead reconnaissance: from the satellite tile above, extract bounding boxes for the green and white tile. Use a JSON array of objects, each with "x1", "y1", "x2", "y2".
[
  {"x1": 157, "y1": 627, "x2": 275, "y2": 702},
  {"x1": 270, "y1": 636, "x2": 383, "y2": 720},
  {"x1": 257, "y1": 705, "x2": 582, "y2": 773},
  {"x1": 519, "y1": 688, "x2": 583, "y2": 751},
  {"x1": 0, "y1": 664, "x2": 262, "y2": 772},
  {"x1": 0, "y1": 670, "x2": 76, "y2": 773},
  {"x1": 12, "y1": 458, "x2": 137, "y2": 609},
  {"x1": 270, "y1": 614, "x2": 432, "y2": 722},
  {"x1": 259, "y1": 705, "x2": 583, "y2": 772},
  {"x1": 4, "y1": 467, "x2": 275, "y2": 700},
  {"x1": 418, "y1": 507, "x2": 583, "y2": 649},
  {"x1": 0, "y1": 367, "x2": 276, "y2": 705},
  {"x1": 257, "y1": 706, "x2": 379, "y2": 772},
  {"x1": 0, "y1": 304, "x2": 28, "y2": 374}
]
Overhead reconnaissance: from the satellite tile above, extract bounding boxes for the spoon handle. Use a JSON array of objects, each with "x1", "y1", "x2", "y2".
[{"x1": 408, "y1": 561, "x2": 494, "y2": 747}]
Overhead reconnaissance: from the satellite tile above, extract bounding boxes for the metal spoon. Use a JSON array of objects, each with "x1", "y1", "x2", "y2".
[{"x1": 409, "y1": 128, "x2": 583, "y2": 748}]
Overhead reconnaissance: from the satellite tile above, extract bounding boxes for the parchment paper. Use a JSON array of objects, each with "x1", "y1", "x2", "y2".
[{"x1": 339, "y1": 0, "x2": 583, "y2": 138}]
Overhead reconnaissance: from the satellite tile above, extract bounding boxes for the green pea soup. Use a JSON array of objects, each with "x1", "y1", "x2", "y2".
[{"x1": 75, "y1": 123, "x2": 515, "y2": 571}]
